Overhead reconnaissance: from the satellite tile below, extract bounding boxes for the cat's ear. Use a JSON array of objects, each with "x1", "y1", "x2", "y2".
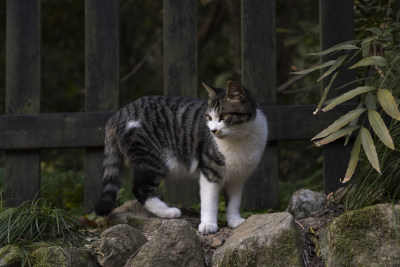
[
  {"x1": 202, "y1": 82, "x2": 216, "y2": 99},
  {"x1": 226, "y1": 80, "x2": 246, "y2": 102}
]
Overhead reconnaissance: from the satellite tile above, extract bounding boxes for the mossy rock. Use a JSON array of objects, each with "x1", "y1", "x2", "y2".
[
  {"x1": 321, "y1": 204, "x2": 400, "y2": 267},
  {"x1": 101, "y1": 211, "x2": 163, "y2": 233},
  {"x1": 30, "y1": 246, "x2": 99, "y2": 267},
  {"x1": 212, "y1": 213, "x2": 303, "y2": 267},
  {"x1": 97, "y1": 224, "x2": 147, "y2": 267},
  {"x1": 126, "y1": 219, "x2": 204, "y2": 267},
  {"x1": 0, "y1": 245, "x2": 23, "y2": 267}
]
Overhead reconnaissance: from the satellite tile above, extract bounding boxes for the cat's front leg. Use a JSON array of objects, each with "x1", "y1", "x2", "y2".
[
  {"x1": 198, "y1": 173, "x2": 220, "y2": 234},
  {"x1": 225, "y1": 180, "x2": 246, "y2": 228}
]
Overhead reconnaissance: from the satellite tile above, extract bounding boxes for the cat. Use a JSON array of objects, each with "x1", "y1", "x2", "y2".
[{"x1": 94, "y1": 80, "x2": 268, "y2": 234}]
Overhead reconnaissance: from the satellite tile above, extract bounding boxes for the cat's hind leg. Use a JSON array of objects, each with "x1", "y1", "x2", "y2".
[{"x1": 132, "y1": 167, "x2": 181, "y2": 219}]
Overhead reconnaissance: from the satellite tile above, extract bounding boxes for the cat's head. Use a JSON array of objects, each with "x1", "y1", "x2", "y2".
[{"x1": 202, "y1": 80, "x2": 257, "y2": 139}]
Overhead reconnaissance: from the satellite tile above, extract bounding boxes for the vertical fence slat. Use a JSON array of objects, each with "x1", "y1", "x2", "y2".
[
  {"x1": 163, "y1": 0, "x2": 199, "y2": 206},
  {"x1": 241, "y1": 0, "x2": 279, "y2": 210},
  {"x1": 320, "y1": 0, "x2": 355, "y2": 194},
  {"x1": 84, "y1": 0, "x2": 119, "y2": 212},
  {"x1": 5, "y1": 0, "x2": 41, "y2": 206}
]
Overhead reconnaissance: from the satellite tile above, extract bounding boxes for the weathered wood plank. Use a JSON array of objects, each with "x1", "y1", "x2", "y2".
[
  {"x1": 0, "y1": 104, "x2": 356, "y2": 150},
  {"x1": 320, "y1": 0, "x2": 355, "y2": 194},
  {"x1": 163, "y1": 0, "x2": 198, "y2": 97},
  {"x1": 163, "y1": 0, "x2": 199, "y2": 206},
  {"x1": 241, "y1": 0, "x2": 278, "y2": 210},
  {"x1": 5, "y1": 0, "x2": 41, "y2": 206},
  {"x1": 84, "y1": 0, "x2": 119, "y2": 212}
]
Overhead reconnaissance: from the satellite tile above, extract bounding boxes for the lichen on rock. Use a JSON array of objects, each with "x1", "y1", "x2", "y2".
[
  {"x1": 30, "y1": 246, "x2": 98, "y2": 267},
  {"x1": 126, "y1": 219, "x2": 204, "y2": 267},
  {"x1": 321, "y1": 204, "x2": 400, "y2": 267},
  {"x1": 0, "y1": 245, "x2": 23, "y2": 267},
  {"x1": 212, "y1": 212, "x2": 303, "y2": 267},
  {"x1": 97, "y1": 224, "x2": 147, "y2": 267}
]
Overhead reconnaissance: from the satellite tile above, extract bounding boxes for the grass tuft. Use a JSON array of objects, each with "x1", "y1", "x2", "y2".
[{"x1": 0, "y1": 198, "x2": 86, "y2": 248}]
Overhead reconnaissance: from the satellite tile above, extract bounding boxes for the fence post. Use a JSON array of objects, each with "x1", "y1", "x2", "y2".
[
  {"x1": 241, "y1": 0, "x2": 279, "y2": 210},
  {"x1": 320, "y1": 0, "x2": 355, "y2": 194},
  {"x1": 5, "y1": 0, "x2": 41, "y2": 206},
  {"x1": 163, "y1": 0, "x2": 199, "y2": 207},
  {"x1": 84, "y1": 0, "x2": 119, "y2": 212}
]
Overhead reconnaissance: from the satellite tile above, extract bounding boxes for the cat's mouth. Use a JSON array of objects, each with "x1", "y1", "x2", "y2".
[{"x1": 210, "y1": 129, "x2": 224, "y2": 138}]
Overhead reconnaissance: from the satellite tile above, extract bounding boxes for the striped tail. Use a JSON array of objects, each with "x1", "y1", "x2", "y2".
[{"x1": 95, "y1": 124, "x2": 122, "y2": 216}]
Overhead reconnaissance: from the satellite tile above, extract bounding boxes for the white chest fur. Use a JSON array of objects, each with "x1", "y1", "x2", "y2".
[{"x1": 214, "y1": 109, "x2": 268, "y2": 183}]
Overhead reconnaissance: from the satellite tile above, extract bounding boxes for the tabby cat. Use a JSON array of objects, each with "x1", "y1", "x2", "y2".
[{"x1": 95, "y1": 80, "x2": 268, "y2": 234}]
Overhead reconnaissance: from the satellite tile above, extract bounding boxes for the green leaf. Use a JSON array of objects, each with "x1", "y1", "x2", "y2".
[
  {"x1": 367, "y1": 27, "x2": 383, "y2": 35},
  {"x1": 317, "y1": 72, "x2": 338, "y2": 110},
  {"x1": 365, "y1": 92, "x2": 376, "y2": 110},
  {"x1": 314, "y1": 126, "x2": 359, "y2": 146},
  {"x1": 312, "y1": 108, "x2": 366, "y2": 140},
  {"x1": 308, "y1": 42, "x2": 359, "y2": 56},
  {"x1": 377, "y1": 89, "x2": 400, "y2": 120},
  {"x1": 349, "y1": 56, "x2": 387, "y2": 69},
  {"x1": 344, "y1": 103, "x2": 363, "y2": 146},
  {"x1": 368, "y1": 110, "x2": 395, "y2": 149},
  {"x1": 342, "y1": 132, "x2": 362, "y2": 183},
  {"x1": 360, "y1": 127, "x2": 381, "y2": 174},
  {"x1": 322, "y1": 86, "x2": 376, "y2": 112},
  {"x1": 317, "y1": 54, "x2": 348, "y2": 82},
  {"x1": 291, "y1": 60, "x2": 335, "y2": 75}
]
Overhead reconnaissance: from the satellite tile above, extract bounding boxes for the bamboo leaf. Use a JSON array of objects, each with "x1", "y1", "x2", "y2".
[
  {"x1": 367, "y1": 27, "x2": 383, "y2": 35},
  {"x1": 360, "y1": 127, "x2": 381, "y2": 174},
  {"x1": 314, "y1": 126, "x2": 359, "y2": 146},
  {"x1": 368, "y1": 110, "x2": 395, "y2": 149},
  {"x1": 377, "y1": 89, "x2": 400, "y2": 120},
  {"x1": 317, "y1": 54, "x2": 348, "y2": 82},
  {"x1": 322, "y1": 86, "x2": 376, "y2": 112},
  {"x1": 365, "y1": 92, "x2": 376, "y2": 110},
  {"x1": 312, "y1": 108, "x2": 366, "y2": 140},
  {"x1": 291, "y1": 60, "x2": 335, "y2": 75},
  {"x1": 317, "y1": 72, "x2": 338, "y2": 111},
  {"x1": 345, "y1": 103, "x2": 363, "y2": 146},
  {"x1": 349, "y1": 56, "x2": 387, "y2": 69},
  {"x1": 342, "y1": 132, "x2": 362, "y2": 183},
  {"x1": 308, "y1": 42, "x2": 359, "y2": 56}
]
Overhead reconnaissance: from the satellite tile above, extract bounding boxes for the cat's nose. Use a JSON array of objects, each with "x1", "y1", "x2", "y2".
[{"x1": 210, "y1": 129, "x2": 217, "y2": 134}]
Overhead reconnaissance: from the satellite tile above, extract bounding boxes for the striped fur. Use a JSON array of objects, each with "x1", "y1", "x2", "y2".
[{"x1": 95, "y1": 81, "x2": 268, "y2": 234}]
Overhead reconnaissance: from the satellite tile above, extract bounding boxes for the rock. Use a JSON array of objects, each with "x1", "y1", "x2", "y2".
[
  {"x1": 210, "y1": 239, "x2": 223, "y2": 248},
  {"x1": 0, "y1": 245, "x2": 23, "y2": 267},
  {"x1": 287, "y1": 189, "x2": 326, "y2": 219},
  {"x1": 104, "y1": 212, "x2": 163, "y2": 233},
  {"x1": 212, "y1": 213, "x2": 303, "y2": 267},
  {"x1": 112, "y1": 200, "x2": 154, "y2": 216},
  {"x1": 30, "y1": 246, "x2": 99, "y2": 267},
  {"x1": 321, "y1": 203, "x2": 400, "y2": 267},
  {"x1": 126, "y1": 219, "x2": 204, "y2": 267},
  {"x1": 98, "y1": 224, "x2": 147, "y2": 267}
]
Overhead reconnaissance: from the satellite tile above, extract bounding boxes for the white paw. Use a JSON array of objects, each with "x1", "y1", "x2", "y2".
[
  {"x1": 163, "y1": 208, "x2": 182, "y2": 218},
  {"x1": 228, "y1": 217, "x2": 246, "y2": 228},
  {"x1": 198, "y1": 222, "x2": 218, "y2": 234}
]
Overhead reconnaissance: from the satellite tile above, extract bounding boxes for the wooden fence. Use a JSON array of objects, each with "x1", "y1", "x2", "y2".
[{"x1": 0, "y1": 0, "x2": 355, "y2": 212}]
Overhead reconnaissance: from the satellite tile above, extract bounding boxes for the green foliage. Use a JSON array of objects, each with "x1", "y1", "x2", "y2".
[
  {"x1": 40, "y1": 150, "x2": 85, "y2": 215},
  {"x1": 302, "y1": 1, "x2": 400, "y2": 183},
  {"x1": 342, "y1": 124, "x2": 400, "y2": 210},
  {"x1": 0, "y1": 199, "x2": 86, "y2": 247}
]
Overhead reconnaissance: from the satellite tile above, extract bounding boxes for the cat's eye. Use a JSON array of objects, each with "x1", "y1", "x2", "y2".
[
  {"x1": 205, "y1": 115, "x2": 212, "y2": 121},
  {"x1": 220, "y1": 114, "x2": 231, "y2": 121}
]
